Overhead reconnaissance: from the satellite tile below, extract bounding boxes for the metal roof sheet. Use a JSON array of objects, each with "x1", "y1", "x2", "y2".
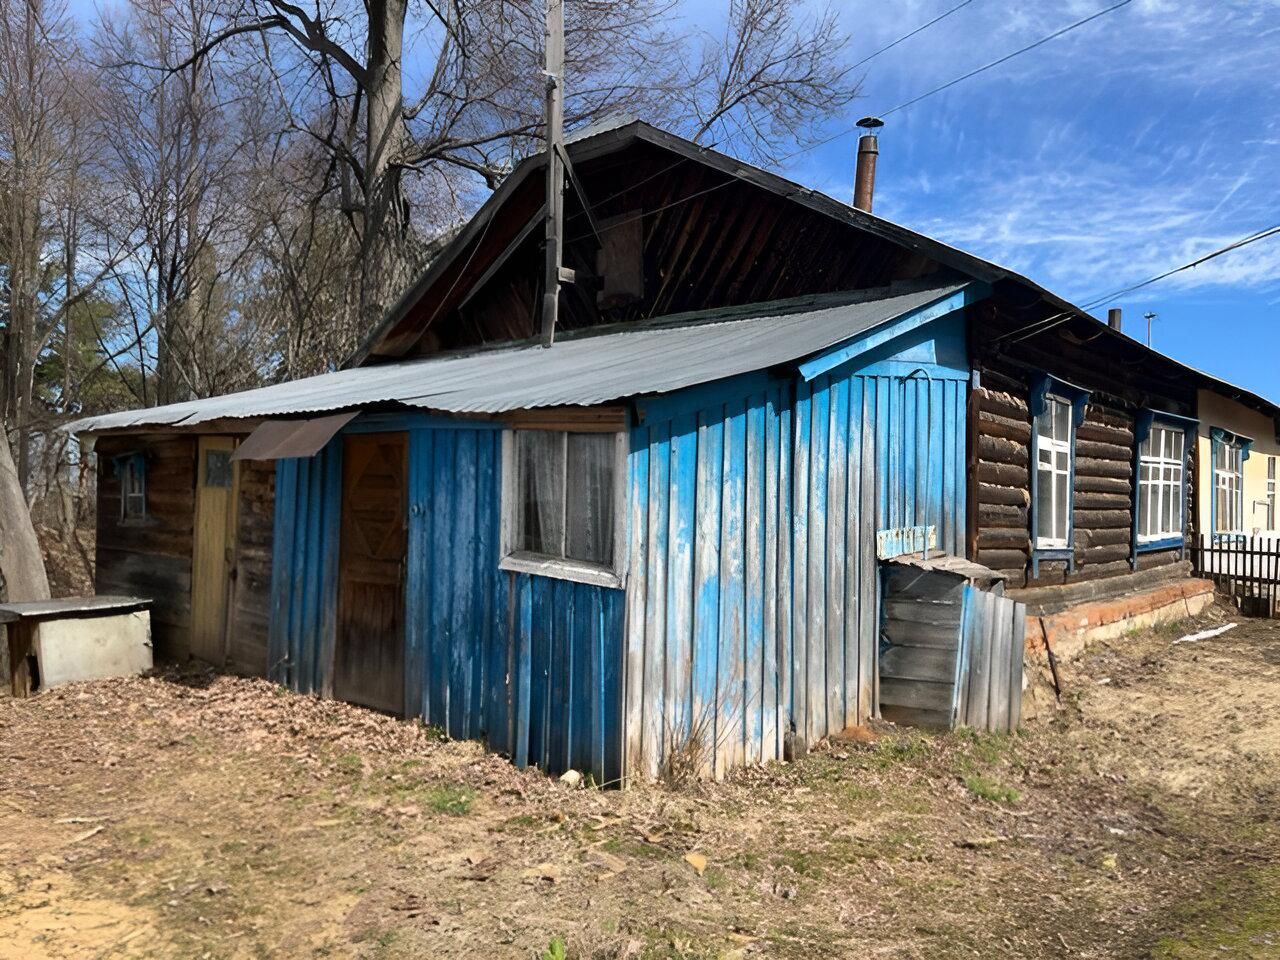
[{"x1": 68, "y1": 282, "x2": 964, "y2": 435}]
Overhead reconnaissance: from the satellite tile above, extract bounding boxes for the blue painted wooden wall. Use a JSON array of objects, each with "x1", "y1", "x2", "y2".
[
  {"x1": 268, "y1": 417, "x2": 627, "y2": 786},
  {"x1": 623, "y1": 312, "x2": 969, "y2": 780},
  {"x1": 625, "y1": 378, "x2": 794, "y2": 780}
]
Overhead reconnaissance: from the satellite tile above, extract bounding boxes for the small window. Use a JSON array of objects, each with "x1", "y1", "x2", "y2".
[
  {"x1": 1268, "y1": 456, "x2": 1277, "y2": 530},
  {"x1": 503, "y1": 429, "x2": 623, "y2": 584},
  {"x1": 204, "y1": 449, "x2": 233, "y2": 488},
  {"x1": 119, "y1": 453, "x2": 146, "y2": 521},
  {"x1": 1034, "y1": 395, "x2": 1073, "y2": 549},
  {"x1": 1214, "y1": 438, "x2": 1244, "y2": 534},
  {"x1": 1137, "y1": 423, "x2": 1185, "y2": 543}
]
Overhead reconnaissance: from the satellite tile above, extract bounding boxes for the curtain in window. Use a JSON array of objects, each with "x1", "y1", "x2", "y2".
[
  {"x1": 566, "y1": 434, "x2": 615, "y2": 565},
  {"x1": 517, "y1": 431, "x2": 564, "y2": 555}
]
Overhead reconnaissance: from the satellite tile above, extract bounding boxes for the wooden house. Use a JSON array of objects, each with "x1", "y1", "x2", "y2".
[{"x1": 70, "y1": 119, "x2": 1272, "y2": 781}]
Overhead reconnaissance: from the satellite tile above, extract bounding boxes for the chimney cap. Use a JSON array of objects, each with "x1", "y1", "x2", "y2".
[{"x1": 856, "y1": 116, "x2": 885, "y2": 133}]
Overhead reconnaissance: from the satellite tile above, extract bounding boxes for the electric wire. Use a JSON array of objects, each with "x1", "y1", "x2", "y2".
[{"x1": 849, "y1": 0, "x2": 981, "y2": 72}]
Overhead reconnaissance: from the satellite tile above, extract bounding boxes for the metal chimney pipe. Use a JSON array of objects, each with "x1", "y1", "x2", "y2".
[
  {"x1": 1107, "y1": 307, "x2": 1122, "y2": 331},
  {"x1": 853, "y1": 117, "x2": 884, "y2": 212}
]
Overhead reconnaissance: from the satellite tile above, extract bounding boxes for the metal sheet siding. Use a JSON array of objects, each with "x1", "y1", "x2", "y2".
[{"x1": 267, "y1": 417, "x2": 626, "y2": 782}]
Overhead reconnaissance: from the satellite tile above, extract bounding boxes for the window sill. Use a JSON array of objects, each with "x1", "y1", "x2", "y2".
[
  {"x1": 1032, "y1": 544, "x2": 1072, "y2": 558},
  {"x1": 499, "y1": 552, "x2": 623, "y2": 590},
  {"x1": 1136, "y1": 536, "x2": 1184, "y2": 553}
]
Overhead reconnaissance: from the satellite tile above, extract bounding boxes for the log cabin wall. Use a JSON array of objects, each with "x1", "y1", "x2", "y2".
[
  {"x1": 968, "y1": 300, "x2": 1196, "y2": 603},
  {"x1": 227, "y1": 458, "x2": 274, "y2": 675},
  {"x1": 94, "y1": 434, "x2": 196, "y2": 660}
]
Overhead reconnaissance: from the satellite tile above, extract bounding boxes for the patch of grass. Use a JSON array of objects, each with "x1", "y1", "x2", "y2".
[
  {"x1": 499, "y1": 813, "x2": 541, "y2": 833},
  {"x1": 1152, "y1": 866, "x2": 1280, "y2": 958},
  {"x1": 422, "y1": 784, "x2": 475, "y2": 816},
  {"x1": 541, "y1": 936, "x2": 567, "y2": 960},
  {"x1": 601, "y1": 837, "x2": 671, "y2": 862},
  {"x1": 963, "y1": 774, "x2": 1019, "y2": 805},
  {"x1": 871, "y1": 735, "x2": 932, "y2": 767},
  {"x1": 333, "y1": 752, "x2": 364, "y2": 776},
  {"x1": 702, "y1": 867, "x2": 727, "y2": 890},
  {"x1": 416, "y1": 721, "x2": 447, "y2": 742}
]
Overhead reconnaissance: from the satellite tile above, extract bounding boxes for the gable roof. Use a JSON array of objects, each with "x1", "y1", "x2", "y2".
[
  {"x1": 69, "y1": 281, "x2": 967, "y2": 435},
  {"x1": 348, "y1": 117, "x2": 1081, "y2": 368}
]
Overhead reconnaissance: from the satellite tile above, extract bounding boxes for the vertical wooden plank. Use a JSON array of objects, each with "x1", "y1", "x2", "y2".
[
  {"x1": 718, "y1": 396, "x2": 748, "y2": 777},
  {"x1": 776, "y1": 386, "x2": 793, "y2": 759},
  {"x1": 603, "y1": 588, "x2": 626, "y2": 787},
  {"x1": 426, "y1": 430, "x2": 455, "y2": 728},
  {"x1": 475, "y1": 431, "x2": 500, "y2": 738},
  {"x1": 791, "y1": 381, "x2": 811, "y2": 750},
  {"x1": 318, "y1": 442, "x2": 344, "y2": 698},
  {"x1": 806, "y1": 378, "x2": 829, "y2": 744},
  {"x1": 268, "y1": 460, "x2": 296, "y2": 686},
  {"x1": 591, "y1": 586, "x2": 606, "y2": 785},
  {"x1": 643, "y1": 422, "x2": 669, "y2": 779},
  {"x1": 843, "y1": 376, "x2": 864, "y2": 730},
  {"x1": 570, "y1": 582, "x2": 593, "y2": 774},
  {"x1": 988, "y1": 596, "x2": 1011, "y2": 733},
  {"x1": 1009, "y1": 601, "x2": 1026, "y2": 732},
  {"x1": 514, "y1": 574, "x2": 533, "y2": 768},
  {"x1": 954, "y1": 585, "x2": 976, "y2": 728},
  {"x1": 666, "y1": 412, "x2": 698, "y2": 773},
  {"x1": 403, "y1": 431, "x2": 427, "y2": 720},
  {"x1": 762, "y1": 390, "x2": 780, "y2": 763},
  {"x1": 548, "y1": 578, "x2": 572, "y2": 774},
  {"x1": 528, "y1": 576, "x2": 551, "y2": 768},
  {"x1": 693, "y1": 408, "x2": 724, "y2": 777},
  {"x1": 903, "y1": 376, "x2": 918, "y2": 531},
  {"x1": 744, "y1": 395, "x2": 767, "y2": 766},
  {"x1": 624, "y1": 426, "x2": 650, "y2": 780},
  {"x1": 968, "y1": 591, "x2": 994, "y2": 731},
  {"x1": 826, "y1": 375, "x2": 848, "y2": 733},
  {"x1": 449, "y1": 431, "x2": 479, "y2": 737},
  {"x1": 858, "y1": 379, "x2": 878, "y2": 720}
]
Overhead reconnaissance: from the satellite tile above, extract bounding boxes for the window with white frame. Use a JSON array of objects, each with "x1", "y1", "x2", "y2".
[
  {"x1": 1214, "y1": 439, "x2": 1244, "y2": 534},
  {"x1": 502, "y1": 429, "x2": 624, "y2": 582},
  {"x1": 1268, "y1": 456, "x2": 1277, "y2": 530},
  {"x1": 1034, "y1": 395, "x2": 1073, "y2": 549},
  {"x1": 1137, "y1": 423, "x2": 1184, "y2": 543}
]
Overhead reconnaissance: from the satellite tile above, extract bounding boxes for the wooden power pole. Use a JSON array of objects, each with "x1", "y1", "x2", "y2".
[{"x1": 540, "y1": 0, "x2": 567, "y2": 347}]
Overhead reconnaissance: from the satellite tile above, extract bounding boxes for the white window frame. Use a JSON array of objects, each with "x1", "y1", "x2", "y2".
[
  {"x1": 1137, "y1": 423, "x2": 1185, "y2": 545},
  {"x1": 499, "y1": 428, "x2": 628, "y2": 588},
  {"x1": 1034, "y1": 395, "x2": 1073, "y2": 551},
  {"x1": 1267, "y1": 456, "x2": 1277, "y2": 531},
  {"x1": 1214, "y1": 439, "x2": 1245, "y2": 536}
]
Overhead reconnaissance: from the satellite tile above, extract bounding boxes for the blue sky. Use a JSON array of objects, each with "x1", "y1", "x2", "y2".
[{"x1": 727, "y1": 0, "x2": 1280, "y2": 400}]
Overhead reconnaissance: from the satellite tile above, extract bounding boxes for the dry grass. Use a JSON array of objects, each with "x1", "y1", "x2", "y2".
[{"x1": 2, "y1": 607, "x2": 1279, "y2": 958}]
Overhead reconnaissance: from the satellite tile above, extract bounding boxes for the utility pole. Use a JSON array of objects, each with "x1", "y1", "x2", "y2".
[
  {"x1": 540, "y1": 0, "x2": 567, "y2": 347},
  {"x1": 1144, "y1": 311, "x2": 1157, "y2": 348}
]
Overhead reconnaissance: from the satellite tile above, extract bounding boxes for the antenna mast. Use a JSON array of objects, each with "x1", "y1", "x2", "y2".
[{"x1": 540, "y1": 0, "x2": 567, "y2": 347}]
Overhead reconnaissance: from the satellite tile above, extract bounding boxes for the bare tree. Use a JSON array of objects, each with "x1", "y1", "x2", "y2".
[{"x1": 0, "y1": 415, "x2": 50, "y2": 603}]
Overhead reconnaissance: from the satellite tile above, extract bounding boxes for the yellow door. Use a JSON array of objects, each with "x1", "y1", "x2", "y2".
[{"x1": 191, "y1": 436, "x2": 239, "y2": 665}]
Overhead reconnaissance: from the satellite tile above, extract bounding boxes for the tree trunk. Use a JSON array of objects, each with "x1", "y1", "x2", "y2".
[
  {"x1": 359, "y1": 0, "x2": 409, "y2": 327},
  {"x1": 0, "y1": 419, "x2": 50, "y2": 604}
]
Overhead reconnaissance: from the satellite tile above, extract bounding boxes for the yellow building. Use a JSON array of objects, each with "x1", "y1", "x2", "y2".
[{"x1": 1196, "y1": 389, "x2": 1280, "y2": 537}]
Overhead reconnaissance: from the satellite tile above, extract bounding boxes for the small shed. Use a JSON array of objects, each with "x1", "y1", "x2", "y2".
[
  {"x1": 3, "y1": 596, "x2": 152, "y2": 697},
  {"x1": 880, "y1": 555, "x2": 1025, "y2": 732}
]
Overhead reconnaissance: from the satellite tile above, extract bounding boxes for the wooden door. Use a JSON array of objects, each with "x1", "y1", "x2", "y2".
[
  {"x1": 335, "y1": 432, "x2": 408, "y2": 714},
  {"x1": 191, "y1": 436, "x2": 239, "y2": 664}
]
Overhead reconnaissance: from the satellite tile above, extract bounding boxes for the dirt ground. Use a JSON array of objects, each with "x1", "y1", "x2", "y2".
[{"x1": 1, "y1": 604, "x2": 1278, "y2": 959}]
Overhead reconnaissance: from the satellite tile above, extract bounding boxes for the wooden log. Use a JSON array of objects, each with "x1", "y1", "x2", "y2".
[
  {"x1": 978, "y1": 501, "x2": 1028, "y2": 527},
  {"x1": 1076, "y1": 421, "x2": 1133, "y2": 447},
  {"x1": 1073, "y1": 508, "x2": 1131, "y2": 530},
  {"x1": 978, "y1": 482, "x2": 1029, "y2": 508},
  {"x1": 1074, "y1": 491, "x2": 1132, "y2": 511},
  {"x1": 1075, "y1": 474, "x2": 1131, "y2": 496},
  {"x1": 1083, "y1": 405, "x2": 1132, "y2": 430},
  {"x1": 1075, "y1": 438, "x2": 1131, "y2": 462},
  {"x1": 978, "y1": 527, "x2": 1030, "y2": 550},
  {"x1": 1065, "y1": 558, "x2": 1134, "y2": 582},
  {"x1": 978, "y1": 461, "x2": 1027, "y2": 488},
  {"x1": 1079, "y1": 527, "x2": 1131, "y2": 548},
  {"x1": 1074, "y1": 457, "x2": 1131, "y2": 480},
  {"x1": 1078, "y1": 543, "x2": 1132, "y2": 565},
  {"x1": 977, "y1": 434, "x2": 1028, "y2": 467},
  {"x1": 1137, "y1": 549, "x2": 1184, "y2": 570},
  {"x1": 976, "y1": 548, "x2": 1028, "y2": 571},
  {"x1": 977, "y1": 410, "x2": 1032, "y2": 444},
  {"x1": 976, "y1": 389, "x2": 1029, "y2": 422}
]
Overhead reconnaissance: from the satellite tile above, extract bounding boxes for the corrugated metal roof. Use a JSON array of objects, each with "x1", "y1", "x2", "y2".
[{"x1": 68, "y1": 282, "x2": 964, "y2": 435}]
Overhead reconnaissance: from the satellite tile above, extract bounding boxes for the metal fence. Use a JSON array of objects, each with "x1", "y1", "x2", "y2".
[{"x1": 1190, "y1": 533, "x2": 1280, "y2": 617}]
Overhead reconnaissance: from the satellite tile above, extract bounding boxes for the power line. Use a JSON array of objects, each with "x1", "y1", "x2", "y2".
[
  {"x1": 850, "y1": 0, "x2": 980, "y2": 72},
  {"x1": 882, "y1": 0, "x2": 1136, "y2": 117},
  {"x1": 1080, "y1": 223, "x2": 1280, "y2": 309},
  {"x1": 999, "y1": 222, "x2": 1280, "y2": 345}
]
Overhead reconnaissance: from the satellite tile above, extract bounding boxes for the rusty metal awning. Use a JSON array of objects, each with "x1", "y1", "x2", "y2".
[{"x1": 231, "y1": 412, "x2": 358, "y2": 461}]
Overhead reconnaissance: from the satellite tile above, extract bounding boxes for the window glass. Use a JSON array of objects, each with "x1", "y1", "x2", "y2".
[
  {"x1": 1034, "y1": 395, "x2": 1072, "y2": 549},
  {"x1": 510, "y1": 429, "x2": 617, "y2": 570},
  {"x1": 204, "y1": 450, "x2": 233, "y2": 488},
  {"x1": 565, "y1": 433, "x2": 615, "y2": 565},
  {"x1": 1214, "y1": 440, "x2": 1244, "y2": 534},
  {"x1": 121, "y1": 454, "x2": 146, "y2": 521},
  {"x1": 1138, "y1": 424, "x2": 1185, "y2": 543}
]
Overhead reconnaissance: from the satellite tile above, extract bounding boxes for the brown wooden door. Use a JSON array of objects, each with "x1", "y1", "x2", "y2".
[
  {"x1": 191, "y1": 436, "x2": 239, "y2": 665},
  {"x1": 335, "y1": 432, "x2": 407, "y2": 714}
]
